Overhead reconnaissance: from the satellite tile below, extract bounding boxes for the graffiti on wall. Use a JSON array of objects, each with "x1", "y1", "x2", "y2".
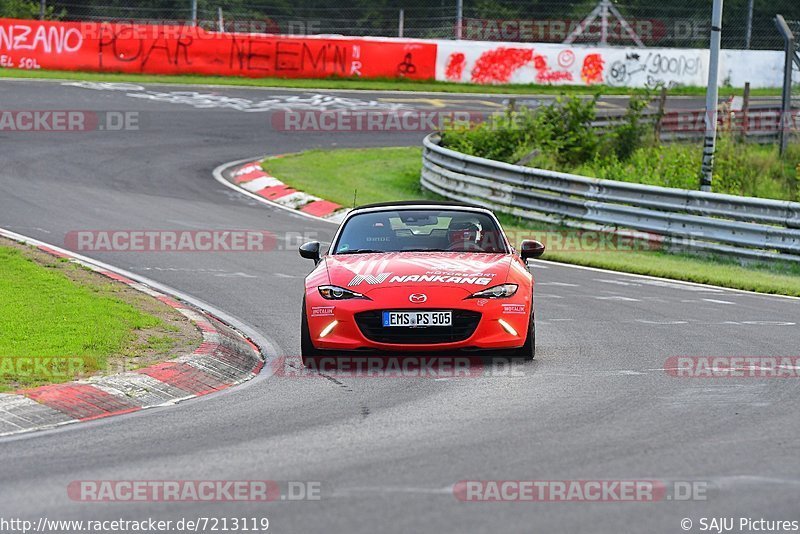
[
  {"x1": 437, "y1": 41, "x2": 713, "y2": 88},
  {"x1": 0, "y1": 19, "x2": 437, "y2": 80},
  {"x1": 0, "y1": 19, "x2": 787, "y2": 88},
  {"x1": 606, "y1": 51, "x2": 703, "y2": 88},
  {"x1": 442, "y1": 45, "x2": 607, "y2": 86}
]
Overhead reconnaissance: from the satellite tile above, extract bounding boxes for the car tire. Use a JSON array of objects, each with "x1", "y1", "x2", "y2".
[
  {"x1": 300, "y1": 297, "x2": 322, "y2": 366},
  {"x1": 508, "y1": 311, "x2": 535, "y2": 361}
]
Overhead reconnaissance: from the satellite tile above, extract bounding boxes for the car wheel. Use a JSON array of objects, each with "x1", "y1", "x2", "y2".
[
  {"x1": 300, "y1": 297, "x2": 322, "y2": 366},
  {"x1": 508, "y1": 311, "x2": 535, "y2": 361}
]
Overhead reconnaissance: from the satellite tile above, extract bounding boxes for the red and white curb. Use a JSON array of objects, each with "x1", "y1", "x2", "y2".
[
  {"x1": 0, "y1": 228, "x2": 264, "y2": 437},
  {"x1": 228, "y1": 158, "x2": 349, "y2": 223}
]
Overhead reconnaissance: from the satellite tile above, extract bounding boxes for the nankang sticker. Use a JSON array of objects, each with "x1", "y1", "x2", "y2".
[
  {"x1": 389, "y1": 274, "x2": 492, "y2": 285},
  {"x1": 346, "y1": 270, "x2": 497, "y2": 287},
  {"x1": 502, "y1": 304, "x2": 526, "y2": 314}
]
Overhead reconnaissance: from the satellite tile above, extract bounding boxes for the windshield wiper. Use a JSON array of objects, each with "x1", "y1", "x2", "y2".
[
  {"x1": 335, "y1": 249, "x2": 385, "y2": 255},
  {"x1": 401, "y1": 247, "x2": 500, "y2": 253}
]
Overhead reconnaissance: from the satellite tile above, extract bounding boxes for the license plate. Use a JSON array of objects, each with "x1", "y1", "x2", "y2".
[{"x1": 382, "y1": 311, "x2": 452, "y2": 327}]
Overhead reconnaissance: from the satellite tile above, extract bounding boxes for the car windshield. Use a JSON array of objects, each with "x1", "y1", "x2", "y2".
[{"x1": 332, "y1": 209, "x2": 509, "y2": 254}]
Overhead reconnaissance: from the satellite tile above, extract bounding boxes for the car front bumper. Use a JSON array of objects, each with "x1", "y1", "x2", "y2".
[{"x1": 305, "y1": 285, "x2": 532, "y2": 352}]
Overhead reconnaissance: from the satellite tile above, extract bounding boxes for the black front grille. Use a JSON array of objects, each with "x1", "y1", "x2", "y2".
[{"x1": 355, "y1": 309, "x2": 481, "y2": 344}]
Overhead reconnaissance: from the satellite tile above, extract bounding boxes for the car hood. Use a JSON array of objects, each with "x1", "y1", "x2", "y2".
[{"x1": 323, "y1": 252, "x2": 513, "y2": 294}]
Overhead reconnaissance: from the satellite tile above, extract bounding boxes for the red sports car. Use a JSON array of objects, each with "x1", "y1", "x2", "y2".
[{"x1": 299, "y1": 201, "x2": 545, "y2": 363}]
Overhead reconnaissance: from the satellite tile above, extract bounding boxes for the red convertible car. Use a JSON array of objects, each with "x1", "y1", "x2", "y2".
[{"x1": 299, "y1": 201, "x2": 545, "y2": 363}]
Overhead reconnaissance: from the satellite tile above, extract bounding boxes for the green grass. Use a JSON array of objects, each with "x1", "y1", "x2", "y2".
[
  {"x1": 0, "y1": 67, "x2": 782, "y2": 97},
  {"x1": 535, "y1": 138, "x2": 800, "y2": 202},
  {"x1": 265, "y1": 147, "x2": 432, "y2": 206},
  {"x1": 542, "y1": 247, "x2": 800, "y2": 295},
  {"x1": 144, "y1": 335, "x2": 178, "y2": 351},
  {"x1": 262, "y1": 146, "x2": 800, "y2": 296},
  {"x1": 0, "y1": 246, "x2": 161, "y2": 390}
]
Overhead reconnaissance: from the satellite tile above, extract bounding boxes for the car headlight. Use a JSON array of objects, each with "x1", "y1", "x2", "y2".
[
  {"x1": 318, "y1": 285, "x2": 370, "y2": 300},
  {"x1": 467, "y1": 284, "x2": 518, "y2": 299}
]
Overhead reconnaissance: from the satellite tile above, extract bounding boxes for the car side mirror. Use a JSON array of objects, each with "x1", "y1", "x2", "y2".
[
  {"x1": 299, "y1": 241, "x2": 321, "y2": 264},
  {"x1": 520, "y1": 240, "x2": 545, "y2": 260}
]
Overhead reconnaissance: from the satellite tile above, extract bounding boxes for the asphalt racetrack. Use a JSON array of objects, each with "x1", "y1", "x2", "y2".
[{"x1": 0, "y1": 79, "x2": 798, "y2": 534}]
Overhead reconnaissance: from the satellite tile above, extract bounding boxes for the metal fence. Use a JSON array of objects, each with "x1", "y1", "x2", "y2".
[
  {"x1": 420, "y1": 133, "x2": 800, "y2": 264},
  {"x1": 11, "y1": 1, "x2": 799, "y2": 50},
  {"x1": 591, "y1": 105, "x2": 800, "y2": 144}
]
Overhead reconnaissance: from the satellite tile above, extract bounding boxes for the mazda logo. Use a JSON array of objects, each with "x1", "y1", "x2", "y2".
[{"x1": 409, "y1": 293, "x2": 427, "y2": 303}]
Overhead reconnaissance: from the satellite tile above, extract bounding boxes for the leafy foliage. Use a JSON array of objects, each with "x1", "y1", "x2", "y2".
[
  {"x1": 440, "y1": 108, "x2": 537, "y2": 163},
  {"x1": 607, "y1": 89, "x2": 654, "y2": 161},
  {"x1": 534, "y1": 94, "x2": 599, "y2": 166},
  {"x1": 1, "y1": 0, "x2": 63, "y2": 19},
  {"x1": 442, "y1": 94, "x2": 601, "y2": 166},
  {"x1": 441, "y1": 94, "x2": 800, "y2": 201}
]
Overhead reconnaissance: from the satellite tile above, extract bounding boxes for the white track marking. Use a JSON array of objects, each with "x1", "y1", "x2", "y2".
[
  {"x1": 213, "y1": 272, "x2": 257, "y2": 278},
  {"x1": 741, "y1": 320, "x2": 796, "y2": 326},
  {"x1": 594, "y1": 279, "x2": 635, "y2": 286},
  {"x1": 528, "y1": 259, "x2": 800, "y2": 301},
  {"x1": 702, "y1": 298, "x2": 736, "y2": 305},
  {"x1": 0, "y1": 225, "x2": 52, "y2": 233},
  {"x1": 638, "y1": 279, "x2": 724, "y2": 292},
  {"x1": 635, "y1": 319, "x2": 689, "y2": 325}
]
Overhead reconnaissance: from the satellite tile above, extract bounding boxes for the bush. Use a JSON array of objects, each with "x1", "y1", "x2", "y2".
[
  {"x1": 441, "y1": 94, "x2": 600, "y2": 166},
  {"x1": 570, "y1": 138, "x2": 799, "y2": 201},
  {"x1": 533, "y1": 94, "x2": 599, "y2": 166},
  {"x1": 605, "y1": 89, "x2": 654, "y2": 161},
  {"x1": 573, "y1": 144, "x2": 700, "y2": 189},
  {"x1": 440, "y1": 90, "x2": 800, "y2": 201},
  {"x1": 713, "y1": 136, "x2": 799, "y2": 200},
  {"x1": 440, "y1": 108, "x2": 536, "y2": 163},
  {"x1": 1, "y1": 0, "x2": 63, "y2": 19}
]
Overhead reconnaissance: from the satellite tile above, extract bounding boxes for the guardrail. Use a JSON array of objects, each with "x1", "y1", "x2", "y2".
[{"x1": 420, "y1": 133, "x2": 800, "y2": 263}]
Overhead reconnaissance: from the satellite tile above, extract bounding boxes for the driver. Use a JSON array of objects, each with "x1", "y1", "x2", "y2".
[{"x1": 447, "y1": 220, "x2": 482, "y2": 250}]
